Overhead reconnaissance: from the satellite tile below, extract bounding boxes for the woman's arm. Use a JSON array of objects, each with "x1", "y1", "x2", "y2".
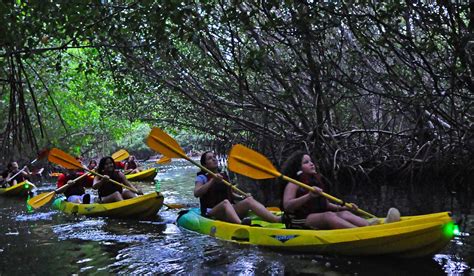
[
  {"x1": 92, "y1": 175, "x2": 109, "y2": 190},
  {"x1": 118, "y1": 172, "x2": 142, "y2": 194},
  {"x1": 327, "y1": 202, "x2": 358, "y2": 212},
  {"x1": 194, "y1": 174, "x2": 222, "y2": 198}
]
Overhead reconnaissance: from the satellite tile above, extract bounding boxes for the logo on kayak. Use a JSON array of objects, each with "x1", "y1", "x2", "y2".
[
  {"x1": 271, "y1": 235, "x2": 298, "y2": 243},
  {"x1": 210, "y1": 226, "x2": 217, "y2": 237}
]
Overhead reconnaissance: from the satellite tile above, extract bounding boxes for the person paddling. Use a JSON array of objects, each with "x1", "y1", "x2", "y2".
[
  {"x1": 124, "y1": 155, "x2": 141, "y2": 174},
  {"x1": 93, "y1": 156, "x2": 142, "y2": 203},
  {"x1": 281, "y1": 151, "x2": 400, "y2": 230},
  {"x1": 56, "y1": 168, "x2": 92, "y2": 204},
  {"x1": 5, "y1": 162, "x2": 31, "y2": 187},
  {"x1": 194, "y1": 151, "x2": 281, "y2": 225}
]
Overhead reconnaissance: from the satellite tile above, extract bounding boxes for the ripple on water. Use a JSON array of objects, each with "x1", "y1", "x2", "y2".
[
  {"x1": 434, "y1": 254, "x2": 471, "y2": 274},
  {"x1": 52, "y1": 219, "x2": 152, "y2": 243},
  {"x1": 16, "y1": 211, "x2": 57, "y2": 221},
  {"x1": 105, "y1": 230, "x2": 218, "y2": 274}
]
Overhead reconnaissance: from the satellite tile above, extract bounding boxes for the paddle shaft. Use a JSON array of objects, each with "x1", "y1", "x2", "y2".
[
  {"x1": 86, "y1": 168, "x2": 139, "y2": 194},
  {"x1": 30, "y1": 171, "x2": 92, "y2": 206},
  {"x1": 232, "y1": 155, "x2": 376, "y2": 218},
  {"x1": 55, "y1": 171, "x2": 91, "y2": 194},
  {"x1": 6, "y1": 158, "x2": 37, "y2": 182},
  {"x1": 280, "y1": 175, "x2": 375, "y2": 218},
  {"x1": 154, "y1": 136, "x2": 248, "y2": 197},
  {"x1": 188, "y1": 158, "x2": 249, "y2": 197},
  {"x1": 29, "y1": 150, "x2": 128, "y2": 209}
]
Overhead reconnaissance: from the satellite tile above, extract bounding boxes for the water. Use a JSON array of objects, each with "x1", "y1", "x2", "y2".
[{"x1": 0, "y1": 160, "x2": 472, "y2": 275}]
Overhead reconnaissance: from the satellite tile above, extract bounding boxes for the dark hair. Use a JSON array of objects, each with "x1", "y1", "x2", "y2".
[
  {"x1": 279, "y1": 151, "x2": 307, "y2": 202},
  {"x1": 7, "y1": 162, "x2": 15, "y2": 170},
  {"x1": 200, "y1": 151, "x2": 213, "y2": 166},
  {"x1": 97, "y1": 156, "x2": 115, "y2": 175},
  {"x1": 281, "y1": 151, "x2": 307, "y2": 179},
  {"x1": 88, "y1": 159, "x2": 97, "y2": 167},
  {"x1": 197, "y1": 151, "x2": 219, "y2": 176}
]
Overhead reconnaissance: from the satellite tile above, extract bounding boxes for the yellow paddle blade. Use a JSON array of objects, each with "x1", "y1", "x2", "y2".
[
  {"x1": 228, "y1": 144, "x2": 281, "y2": 179},
  {"x1": 156, "y1": 156, "x2": 172, "y2": 164},
  {"x1": 146, "y1": 127, "x2": 186, "y2": 158},
  {"x1": 27, "y1": 191, "x2": 55, "y2": 209},
  {"x1": 111, "y1": 149, "x2": 129, "y2": 161},
  {"x1": 48, "y1": 148, "x2": 83, "y2": 170}
]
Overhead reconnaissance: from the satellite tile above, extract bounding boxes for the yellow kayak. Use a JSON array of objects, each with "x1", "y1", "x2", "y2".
[
  {"x1": 0, "y1": 181, "x2": 36, "y2": 197},
  {"x1": 52, "y1": 192, "x2": 164, "y2": 219},
  {"x1": 125, "y1": 168, "x2": 157, "y2": 181},
  {"x1": 177, "y1": 208, "x2": 456, "y2": 258}
]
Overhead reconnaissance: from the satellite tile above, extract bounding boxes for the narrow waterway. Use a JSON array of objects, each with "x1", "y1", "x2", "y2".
[{"x1": 0, "y1": 160, "x2": 472, "y2": 275}]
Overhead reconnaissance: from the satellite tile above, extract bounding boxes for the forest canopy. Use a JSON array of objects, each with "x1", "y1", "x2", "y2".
[{"x1": 1, "y1": 1, "x2": 472, "y2": 196}]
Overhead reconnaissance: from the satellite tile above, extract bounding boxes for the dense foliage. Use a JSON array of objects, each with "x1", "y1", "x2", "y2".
[{"x1": 1, "y1": 2, "x2": 472, "y2": 206}]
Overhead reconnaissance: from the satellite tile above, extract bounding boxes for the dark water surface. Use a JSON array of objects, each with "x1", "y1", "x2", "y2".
[{"x1": 0, "y1": 160, "x2": 472, "y2": 275}]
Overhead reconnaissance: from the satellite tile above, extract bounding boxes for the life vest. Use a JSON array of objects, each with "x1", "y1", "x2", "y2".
[
  {"x1": 290, "y1": 173, "x2": 328, "y2": 219},
  {"x1": 57, "y1": 171, "x2": 87, "y2": 198},
  {"x1": 198, "y1": 172, "x2": 233, "y2": 216},
  {"x1": 98, "y1": 170, "x2": 123, "y2": 198},
  {"x1": 126, "y1": 160, "x2": 138, "y2": 170},
  {"x1": 115, "y1": 161, "x2": 125, "y2": 169}
]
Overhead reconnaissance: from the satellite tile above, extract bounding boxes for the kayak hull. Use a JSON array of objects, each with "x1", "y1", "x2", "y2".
[
  {"x1": 0, "y1": 181, "x2": 36, "y2": 197},
  {"x1": 177, "y1": 208, "x2": 455, "y2": 258},
  {"x1": 52, "y1": 192, "x2": 164, "y2": 219},
  {"x1": 125, "y1": 168, "x2": 157, "y2": 181}
]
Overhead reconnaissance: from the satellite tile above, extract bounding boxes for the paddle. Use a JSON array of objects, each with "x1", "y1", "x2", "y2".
[
  {"x1": 31, "y1": 168, "x2": 44, "y2": 176},
  {"x1": 228, "y1": 144, "x2": 376, "y2": 218},
  {"x1": 47, "y1": 148, "x2": 140, "y2": 192},
  {"x1": 146, "y1": 127, "x2": 248, "y2": 197},
  {"x1": 111, "y1": 149, "x2": 130, "y2": 162},
  {"x1": 156, "y1": 156, "x2": 171, "y2": 164},
  {"x1": 6, "y1": 149, "x2": 49, "y2": 182},
  {"x1": 28, "y1": 149, "x2": 136, "y2": 209}
]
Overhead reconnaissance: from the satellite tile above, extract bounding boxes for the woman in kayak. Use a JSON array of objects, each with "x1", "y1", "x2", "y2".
[
  {"x1": 124, "y1": 155, "x2": 141, "y2": 174},
  {"x1": 194, "y1": 151, "x2": 281, "y2": 225},
  {"x1": 281, "y1": 151, "x2": 391, "y2": 229},
  {"x1": 56, "y1": 168, "x2": 91, "y2": 204},
  {"x1": 5, "y1": 162, "x2": 31, "y2": 187},
  {"x1": 93, "y1": 156, "x2": 142, "y2": 203},
  {"x1": 87, "y1": 159, "x2": 98, "y2": 170}
]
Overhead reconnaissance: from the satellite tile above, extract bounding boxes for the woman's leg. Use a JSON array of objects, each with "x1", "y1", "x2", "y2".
[
  {"x1": 100, "y1": 191, "x2": 123, "y2": 203},
  {"x1": 306, "y1": 211, "x2": 358, "y2": 229},
  {"x1": 122, "y1": 190, "x2": 137, "y2": 199},
  {"x1": 233, "y1": 197, "x2": 281, "y2": 223},
  {"x1": 207, "y1": 199, "x2": 241, "y2": 224},
  {"x1": 335, "y1": 211, "x2": 369, "y2": 227}
]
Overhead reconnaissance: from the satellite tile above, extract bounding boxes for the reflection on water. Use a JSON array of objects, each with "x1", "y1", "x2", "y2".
[{"x1": 0, "y1": 160, "x2": 472, "y2": 275}]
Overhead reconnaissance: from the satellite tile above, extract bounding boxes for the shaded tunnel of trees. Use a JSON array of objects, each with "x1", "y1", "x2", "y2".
[{"x1": 1, "y1": 1, "x2": 472, "y2": 212}]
